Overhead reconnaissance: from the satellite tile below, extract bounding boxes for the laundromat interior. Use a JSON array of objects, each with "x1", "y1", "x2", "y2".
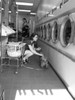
[{"x1": 0, "y1": 0, "x2": 75, "y2": 100}]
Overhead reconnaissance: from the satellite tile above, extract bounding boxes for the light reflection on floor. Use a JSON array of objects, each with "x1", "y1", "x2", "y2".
[{"x1": 15, "y1": 89, "x2": 73, "y2": 100}]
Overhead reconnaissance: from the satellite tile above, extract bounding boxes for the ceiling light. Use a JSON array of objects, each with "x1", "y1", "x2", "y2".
[
  {"x1": 48, "y1": 14, "x2": 54, "y2": 17},
  {"x1": 30, "y1": 13, "x2": 36, "y2": 15},
  {"x1": 18, "y1": 9, "x2": 31, "y2": 12},
  {"x1": 57, "y1": 6, "x2": 60, "y2": 9},
  {"x1": 16, "y1": 2, "x2": 33, "y2": 6}
]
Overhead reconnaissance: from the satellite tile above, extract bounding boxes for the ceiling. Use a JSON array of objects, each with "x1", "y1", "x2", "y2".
[
  {"x1": 9, "y1": 0, "x2": 41, "y2": 14},
  {"x1": 2, "y1": 0, "x2": 67, "y2": 16}
]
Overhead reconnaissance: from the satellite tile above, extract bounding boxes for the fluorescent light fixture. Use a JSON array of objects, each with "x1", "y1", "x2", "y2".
[
  {"x1": 18, "y1": 9, "x2": 31, "y2": 12},
  {"x1": 30, "y1": 13, "x2": 36, "y2": 15},
  {"x1": 16, "y1": 2, "x2": 33, "y2": 6},
  {"x1": 52, "y1": 5, "x2": 56, "y2": 9},
  {"x1": 48, "y1": 14, "x2": 54, "y2": 17},
  {"x1": 57, "y1": 6, "x2": 60, "y2": 9}
]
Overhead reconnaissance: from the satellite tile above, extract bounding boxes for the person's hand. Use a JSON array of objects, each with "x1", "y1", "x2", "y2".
[
  {"x1": 40, "y1": 53, "x2": 44, "y2": 57},
  {"x1": 36, "y1": 47, "x2": 41, "y2": 51},
  {"x1": 38, "y1": 47, "x2": 41, "y2": 50}
]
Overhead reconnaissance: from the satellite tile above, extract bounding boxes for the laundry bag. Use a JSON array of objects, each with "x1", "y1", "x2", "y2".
[
  {"x1": 40, "y1": 56, "x2": 48, "y2": 69},
  {"x1": 7, "y1": 42, "x2": 22, "y2": 57}
]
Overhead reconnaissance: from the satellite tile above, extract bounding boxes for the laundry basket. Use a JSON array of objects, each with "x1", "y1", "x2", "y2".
[
  {"x1": 7, "y1": 42, "x2": 22, "y2": 57},
  {"x1": 6, "y1": 42, "x2": 25, "y2": 74}
]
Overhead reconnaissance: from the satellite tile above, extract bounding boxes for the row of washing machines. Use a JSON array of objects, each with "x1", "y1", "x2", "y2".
[{"x1": 36, "y1": 12, "x2": 75, "y2": 48}]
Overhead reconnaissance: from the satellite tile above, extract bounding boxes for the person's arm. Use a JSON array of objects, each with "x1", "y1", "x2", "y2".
[
  {"x1": 33, "y1": 41, "x2": 41, "y2": 51},
  {"x1": 28, "y1": 45, "x2": 43, "y2": 56},
  {"x1": 35, "y1": 47, "x2": 41, "y2": 51}
]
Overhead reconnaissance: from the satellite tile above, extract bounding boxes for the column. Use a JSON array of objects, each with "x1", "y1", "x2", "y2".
[
  {"x1": 11, "y1": 0, "x2": 17, "y2": 29},
  {"x1": 4, "y1": 0, "x2": 9, "y2": 26}
]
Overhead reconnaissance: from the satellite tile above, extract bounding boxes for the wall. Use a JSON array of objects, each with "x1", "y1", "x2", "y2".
[{"x1": 36, "y1": 0, "x2": 75, "y2": 98}]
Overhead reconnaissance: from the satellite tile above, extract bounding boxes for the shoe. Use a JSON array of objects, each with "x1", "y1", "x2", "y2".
[
  {"x1": 25, "y1": 59, "x2": 29, "y2": 63},
  {"x1": 23, "y1": 59, "x2": 29, "y2": 64}
]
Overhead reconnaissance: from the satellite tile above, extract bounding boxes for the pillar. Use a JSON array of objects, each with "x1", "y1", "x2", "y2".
[
  {"x1": 4, "y1": 0, "x2": 9, "y2": 26},
  {"x1": 11, "y1": 0, "x2": 17, "y2": 29}
]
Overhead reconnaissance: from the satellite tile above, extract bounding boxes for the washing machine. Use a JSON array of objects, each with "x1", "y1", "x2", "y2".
[
  {"x1": 46, "y1": 23, "x2": 52, "y2": 41},
  {"x1": 42, "y1": 25, "x2": 44, "y2": 40},
  {"x1": 59, "y1": 15, "x2": 75, "y2": 47},
  {"x1": 43, "y1": 24, "x2": 47, "y2": 40},
  {"x1": 51, "y1": 20, "x2": 59, "y2": 43},
  {"x1": 40, "y1": 26, "x2": 43, "y2": 38}
]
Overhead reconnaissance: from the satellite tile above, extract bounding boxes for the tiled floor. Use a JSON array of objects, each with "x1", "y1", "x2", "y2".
[{"x1": 0, "y1": 55, "x2": 73, "y2": 100}]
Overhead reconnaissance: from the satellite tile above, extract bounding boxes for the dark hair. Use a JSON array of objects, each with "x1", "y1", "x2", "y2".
[
  {"x1": 30, "y1": 33, "x2": 38, "y2": 40},
  {"x1": 23, "y1": 18, "x2": 26, "y2": 20}
]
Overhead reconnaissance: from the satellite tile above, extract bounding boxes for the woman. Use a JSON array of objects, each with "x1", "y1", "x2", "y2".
[
  {"x1": 22, "y1": 18, "x2": 29, "y2": 39},
  {"x1": 23, "y1": 34, "x2": 43, "y2": 63}
]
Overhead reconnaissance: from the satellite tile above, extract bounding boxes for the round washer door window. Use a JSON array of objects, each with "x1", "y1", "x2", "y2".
[
  {"x1": 43, "y1": 25, "x2": 47, "y2": 40},
  {"x1": 41, "y1": 26, "x2": 43, "y2": 38},
  {"x1": 38, "y1": 27, "x2": 40, "y2": 37},
  {"x1": 52, "y1": 21, "x2": 58, "y2": 43},
  {"x1": 60, "y1": 17, "x2": 73, "y2": 47},
  {"x1": 47, "y1": 23, "x2": 52, "y2": 41}
]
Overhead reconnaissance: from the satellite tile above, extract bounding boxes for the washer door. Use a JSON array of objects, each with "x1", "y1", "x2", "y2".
[
  {"x1": 52, "y1": 21, "x2": 58, "y2": 43},
  {"x1": 43, "y1": 25, "x2": 47, "y2": 40},
  {"x1": 47, "y1": 23, "x2": 52, "y2": 41},
  {"x1": 41, "y1": 26, "x2": 43, "y2": 38},
  {"x1": 60, "y1": 17, "x2": 74, "y2": 47},
  {"x1": 38, "y1": 27, "x2": 40, "y2": 38},
  {"x1": 39, "y1": 27, "x2": 41, "y2": 38}
]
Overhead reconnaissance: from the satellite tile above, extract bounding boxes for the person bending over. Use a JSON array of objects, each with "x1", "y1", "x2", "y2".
[{"x1": 23, "y1": 34, "x2": 43, "y2": 63}]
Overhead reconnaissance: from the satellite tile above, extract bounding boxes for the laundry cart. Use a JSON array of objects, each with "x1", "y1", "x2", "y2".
[{"x1": 1, "y1": 42, "x2": 26, "y2": 74}]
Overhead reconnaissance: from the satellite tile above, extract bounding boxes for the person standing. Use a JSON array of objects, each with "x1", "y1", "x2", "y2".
[{"x1": 22, "y1": 18, "x2": 29, "y2": 39}]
